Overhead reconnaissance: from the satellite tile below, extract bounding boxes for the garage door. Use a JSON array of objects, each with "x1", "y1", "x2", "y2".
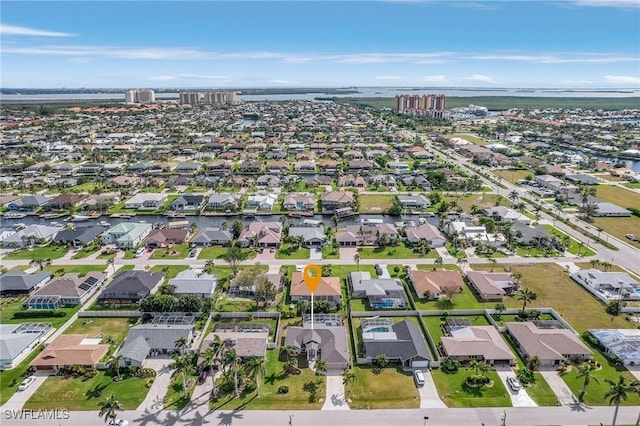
[{"x1": 412, "y1": 360, "x2": 430, "y2": 368}]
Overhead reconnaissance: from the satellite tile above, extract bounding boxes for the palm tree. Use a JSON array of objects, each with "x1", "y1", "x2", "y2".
[
  {"x1": 108, "y1": 354, "x2": 123, "y2": 380},
  {"x1": 518, "y1": 288, "x2": 537, "y2": 313},
  {"x1": 353, "y1": 253, "x2": 360, "y2": 271},
  {"x1": 342, "y1": 369, "x2": 357, "y2": 398},
  {"x1": 244, "y1": 356, "x2": 265, "y2": 395},
  {"x1": 456, "y1": 253, "x2": 468, "y2": 270},
  {"x1": 224, "y1": 347, "x2": 242, "y2": 398},
  {"x1": 169, "y1": 354, "x2": 195, "y2": 399},
  {"x1": 576, "y1": 362, "x2": 599, "y2": 402},
  {"x1": 605, "y1": 376, "x2": 631, "y2": 426},
  {"x1": 106, "y1": 258, "x2": 116, "y2": 274},
  {"x1": 175, "y1": 336, "x2": 188, "y2": 355},
  {"x1": 527, "y1": 355, "x2": 541, "y2": 371},
  {"x1": 375, "y1": 354, "x2": 389, "y2": 368},
  {"x1": 489, "y1": 257, "x2": 497, "y2": 272},
  {"x1": 200, "y1": 347, "x2": 220, "y2": 398},
  {"x1": 434, "y1": 256, "x2": 444, "y2": 269},
  {"x1": 98, "y1": 393, "x2": 123, "y2": 424},
  {"x1": 315, "y1": 359, "x2": 328, "y2": 374},
  {"x1": 30, "y1": 257, "x2": 51, "y2": 271},
  {"x1": 508, "y1": 190, "x2": 519, "y2": 203}
]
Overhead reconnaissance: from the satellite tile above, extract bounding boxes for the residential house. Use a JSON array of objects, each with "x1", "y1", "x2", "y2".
[
  {"x1": 571, "y1": 269, "x2": 640, "y2": 301},
  {"x1": 589, "y1": 329, "x2": 640, "y2": 366},
  {"x1": 239, "y1": 160, "x2": 263, "y2": 173},
  {"x1": 397, "y1": 195, "x2": 431, "y2": 209},
  {"x1": 444, "y1": 221, "x2": 505, "y2": 247},
  {"x1": 6, "y1": 195, "x2": 51, "y2": 211},
  {"x1": 47, "y1": 194, "x2": 86, "y2": 211},
  {"x1": 26, "y1": 272, "x2": 106, "y2": 308},
  {"x1": 506, "y1": 321, "x2": 592, "y2": 366},
  {"x1": 168, "y1": 269, "x2": 217, "y2": 298},
  {"x1": 266, "y1": 161, "x2": 289, "y2": 174},
  {"x1": 0, "y1": 323, "x2": 53, "y2": 370},
  {"x1": 339, "y1": 175, "x2": 366, "y2": 190},
  {"x1": 205, "y1": 160, "x2": 233, "y2": 175},
  {"x1": 176, "y1": 161, "x2": 200, "y2": 175},
  {"x1": 1, "y1": 224, "x2": 63, "y2": 247},
  {"x1": 408, "y1": 270, "x2": 464, "y2": 299},
  {"x1": 207, "y1": 193, "x2": 241, "y2": 212},
  {"x1": 288, "y1": 227, "x2": 326, "y2": 247},
  {"x1": 124, "y1": 193, "x2": 167, "y2": 210},
  {"x1": 102, "y1": 222, "x2": 152, "y2": 249},
  {"x1": 388, "y1": 161, "x2": 410, "y2": 171},
  {"x1": 361, "y1": 318, "x2": 431, "y2": 369},
  {"x1": 465, "y1": 271, "x2": 517, "y2": 302},
  {"x1": 0, "y1": 270, "x2": 51, "y2": 296},
  {"x1": 256, "y1": 175, "x2": 282, "y2": 188},
  {"x1": 348, "y1": 160, "x2": 374, "y2": 174},
  {"x1": 404, "y1": 223, "x2": 446, "y2": 247},
  {"x1": 31, "y1": 334, "x2": 109, "y2": 372},
  {"x1": 117, "y1": 323, "x2": 194, "y2": 368},
  {"x1": 171, "y1": 194, "x2": 206, "y2": 211},
  {"x1": 238, "y1": 222, "x2": 282, "y2": 248},
  {"x1": 289, "y1": 271, "x2": 341, "y2": 307},
  {"x1": 145, "y1": 228, "x2": 189, "y2": 249},
  {"x1": 53, "y1": 226, "x2": 104, "y2": 248},
  {"x1": 97, "y1": 270, "x2": 163, "y2": 306},
  {"x1": 321, "y1": 191, "x2": 355, "y2": 214},
  {"x1": 284, "y1": 324, "x2": 350, "y2": 370},
  {"x1": 344, "y1": 223, "x2": 398, "y2": 246},
  {"x1": 441, "y1": 325, "x2": 516, "y2": 366},
  {"x1": 283, "y1": 194, "x2": 316, "y2": 211},
  {"x1": 349, "y1": 272, "x2": 406, "y2": 308},
  {"x1": 202, "y1": 328, "x2": 269, "y2": 359},
  {"x1": 481, "y1": 206, "x2": 532, "y2": 225},
  {"x1": 190, "y1": 227, "x2": 233, "y2": 247},
  {"x1": 246, "y1": 193, "x2": 278, "y2": 211},
  {"x1": 294, "y1": 161, "x2": 316, "y2": 173}
]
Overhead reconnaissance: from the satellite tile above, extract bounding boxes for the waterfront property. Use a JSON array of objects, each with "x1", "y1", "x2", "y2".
[
  {"x1": 102, "y1": 222, "x2": 152, "y2": 249},
  {"x1": 349, "y1": 271, "x2": 406, "y2": 308}
]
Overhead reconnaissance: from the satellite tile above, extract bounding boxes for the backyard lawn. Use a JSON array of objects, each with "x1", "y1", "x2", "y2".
[
  {"x1": 358, "y1": 243, "x2": 438, "y2": 259},
  {"x1": 198, "y1": 246, "x2": 257, "y2": 260},
  {"x1": 208, "y1": 350, "x2": 325, "y2": 410},
  {"x1": 431, "y1": 368, "x2": 511, "y2": 408},
  {"x1": 470, "y1": 263, "x2": 633, "y2": 332},
  {"x1": 423, "y1": 315, "x2": 490, "y2": 345},
  {"x1": 24, "y1": 370, "x2": 151, "y2": 410},
  {"x1": 358, "y1": 194, "x2": 396, "y2": 214},
  {"x1": 64, "y1": 317, "x2": 135, "y2": 348},
  {"x1": 150, "y1": 244, "x2": 190, "y2": 259},
  {"x1": 443, "y1": 193, "x2": 506, "y2": 214},
  {"x1": 44, "y1": 264, "x2": 107, "y2": 277},
  {"x1": 493, "y1": 169, "x2": 534, "y2": 183},
  {"x1": 410, "y1": 284, "x2": 483, "y2": 311},
  {"x1": 3, "y1": 245, "x2": 68, "y2": 260},
  {"x1": 349, "y1": 366, "x2": 420, "y2": 409},
  {"x1": 276, "y1": 244, "x2": 310, "y2": 260}
]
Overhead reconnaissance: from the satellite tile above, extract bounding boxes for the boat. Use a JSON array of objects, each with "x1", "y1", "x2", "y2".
[
  {"x1": 110, "y1": 213, "x2": 135, "y2": 219},
  {"x1": 88, "y1": 212, "x2": 101, "y2": 219},
  {"x1": 4, "y1": 212, "x2": 28, "y2": 219},
  {"x1": 69, "y1": 215, "x2": 90, "y2": 222},
  {"x1": 288, "y1": 210, "x2": 314, "y2": 218},
  {"x1": 361, "y1": 218, "x2": 384, "y2": 225},
  {"x1": 99, "y1": 221, "x2": 111, "y2": 227},
  {"x1": 41, "y1": 213, "x2": 67, "y2": 219},
  {"x1": 165, "y1": 212, "x2": 186, "y2": 218}
]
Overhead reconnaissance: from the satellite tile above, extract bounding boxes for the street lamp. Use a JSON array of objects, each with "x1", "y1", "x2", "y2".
[{"x1": 423, "y1": 416, "x2": 429, "y2": 426}]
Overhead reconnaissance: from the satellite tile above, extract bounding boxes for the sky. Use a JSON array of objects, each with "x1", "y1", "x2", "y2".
[{"x1": 1, "y1": 0, "x2": 639, "y2": 89}]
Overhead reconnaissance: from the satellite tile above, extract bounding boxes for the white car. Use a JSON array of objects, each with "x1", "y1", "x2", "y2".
[
  {"x1": 507, "y1": 377, "x2": 522, "y2": 392},
  {"x1": 18, "y1": 376, "x2": 36, "y2": 391},
  {"x1": 107, "y1": 419, "x2": 129, "y2": 426}
]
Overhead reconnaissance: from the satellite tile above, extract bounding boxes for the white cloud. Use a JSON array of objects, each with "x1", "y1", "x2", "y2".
[
  {"x1": 466, "y1": 74, "x2": 495, "y2": 83},
  {"x1": 470, "y1": 54, "x2": 637, "y2": 64},
  {"x1": 375, "y1": 76, "x2": 404, "y2": 80},
  {"x1": 0, "y1": 23, "x2": 75, "y2": 37},
  {"x1": 149, "y1": 75, "x2": 177, "y2": 81},
  {"x1": 572, "y1": 0, "x2": 640, "y2": 8},
  {"x1": 68, "y1": 57, "x2": 91, "y2": 64},
  {"x1": 603, "y1": 75, "x2": 640, "y2": 85},
  {"x1": 422, "y1": 75, "x2": 446, "y2": 83}
]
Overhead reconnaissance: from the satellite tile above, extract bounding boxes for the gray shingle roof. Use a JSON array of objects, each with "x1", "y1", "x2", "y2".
[
  {"x1": 364, "y1": 320, "x2": 431, "y2": 362},
  {"x1": 0, "y1": 270, "x2": 50, "y2": 293}
]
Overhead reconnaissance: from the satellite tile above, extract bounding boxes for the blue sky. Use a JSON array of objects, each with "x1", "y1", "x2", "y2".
[{"x1": 1, "y1": 1, "x2": 639, "y2": 88}]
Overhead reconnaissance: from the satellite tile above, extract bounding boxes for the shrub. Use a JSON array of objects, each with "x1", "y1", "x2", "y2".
[
  {"x1": 13, "y1": 310, "x2": 66, "y2": 319},
  {"x1": 517, "y1": 368, "x2": 535, "y2": 385},
  {"x1": 441, "y1": 357, "x2": 461, "y2": 374},
  {"x1": 277, "y1": 386, "x2": 289, "y2": 394}
]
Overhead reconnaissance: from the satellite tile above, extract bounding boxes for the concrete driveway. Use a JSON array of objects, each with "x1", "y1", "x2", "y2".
[
  {"x1": 416, "y1": 369, "x2": 446, "y2": 408},
  {"x1": 378, "y1": 264, "x2": 391, "y2": 279},
  {"x1": 339, "y1": 247, "x2": 357, "y2": 261},
  {"x1": 539, "y1": 368, "x2": 576, "y2": 406},
  {"x1": 322, "y1": 370, "x2": 349, "y2": 410},
  {"x1": 309, "y1": 246, "x2": 322, "y2": 260},
  {"x1": 138, "y1": 358, "x2": 172, "y2": 412},
  {"x1": 1, "y1": 371, "x2": 51, "y2": 411},
  {"x1": 494, "y1": 365, "x2": 537, "y2": 407},
  {"x1": 255, "y1": 249, "x2": 276, "y2": 261}
]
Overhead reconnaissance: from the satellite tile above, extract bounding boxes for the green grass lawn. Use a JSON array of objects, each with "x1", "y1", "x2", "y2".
[
  {"x1": 450, "y1": 133, "x2": 490, "y2": 146},
  {"x1": 350, "y1": 299, "x2": 368, "y2": 312},
  {"x1": 358, "y1": 243, "x2": 438, "y2": 259},
  {"x1": 276, "y1": 244, "x2": 310, "y2": 260},
  {"x1": 595, "y1": 184, "x2": 640, "y2": 209},
  {"x1": 443, "y1": 193, "x2": 506, "y2": 214},
  {"x1": 349, "y1": 366, "x2": 420, "y2": 409},
  {"x1": 3, "y1": 245, "x2": 68, "y2": 260},
  {"x1": 198, "y1": 246, "x2": 257, "y2": 260},
  {"x1": 164, "y1": 373, "x2": 197, "y2": 410},
  {"x1": 470, "y1": 263, "x2": 632, "y2": 332},
  {"x1": 1, "y1": 304, "x2": 80, "y2": 329},
  {"x1": 0, "y1": 345, "x2": 43, "y2": 405},
  {"x1": 44, "y1": 264, "x2": 107, "y2": 277},
  {"x1": 208, "y1": 350, "x2": 325, "y2": 410},
  {"x1": 331, "y1": 265, "x2": 378, "y2": 280},
  {"x1": 64, "y1": 318, "x2": 135, "y2": 349},
  {"x1": 24, "y1": 370, "x2": 151, "y2": 410},
  {"x1": 150, "y1": 265, "x2": 190, "y2": 283},
  {"x1": 543, "y1": 225, "x2": 596, "y2": 256},
  {"x1": 593, "y1": 215, "x2": 640, "y2": 247},
  {"x1": 71, "y1": 244, "x2": 102, "y2": 259},
  {"x1": 410, "y1": 283, "x2": 484, "y2": 311},
  {"x1": 527, "y1": 372, "x2": 560, "y2": 406},
  {"x1": 214, "y1": 297, "x2": 257, "y2": 312},
  {"x1": 150, "y1": 244, "x2": 190, "y2": 259},
  {"x1": 493, "y1": 169, "x2": 534, "y2": 183},
  {"x1": 69, "y1": 182, "x2": 99, "y2": 193},
  {"x1": 431, "y1": 368, "x2": 512, "y2": 408},
  {"x1": 322, "y1": 245, "x2": 340, "y2": 259},
  {"x1": 358, "y1": 194, "x2": 396, "y2": 214}
]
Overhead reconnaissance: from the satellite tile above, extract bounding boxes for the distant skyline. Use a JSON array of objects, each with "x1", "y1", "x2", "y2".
[{"x1": 1, "y1": 1, "x2": 639, "y2": 89}]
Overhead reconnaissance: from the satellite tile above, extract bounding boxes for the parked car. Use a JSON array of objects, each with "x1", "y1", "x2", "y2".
[
  {"x1": 107, "y1": 420, "x2": 129, "y2": 426},
  {"x1": 18, "y1": 376, "x2": 36, "y2": 391},
  {"x1": 507, "y1": 377, "x2": 522, "y2": 392},
  {"x1": 259, "y1": 248, "x2": 264, "y2": 254},
  {"x1": 188, "y1": 249, "x2": 196, "y2": 258},
  {"x1": 198, "y1": 370, "x2": 208, "y2": 384},
  {"x1": 270, "y1": 247, "x2": 275, "y2": 253},
  {"x1": 626, "y1": 234, "x2": 639, "y2": 242},
  {"x1": 413, "y1": 370, "x2": 425, "y2": 387}
]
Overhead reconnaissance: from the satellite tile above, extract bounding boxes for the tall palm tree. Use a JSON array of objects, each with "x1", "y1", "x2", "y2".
[
  {"x1": 576, "y1": 362, "x2": 599, "y2": 402},
  {"x1": 98, "y1": 393, "x2": 123, "y2": 424},
  {"x1": 489, "y1": 257, "x2": 497, "y2": 272},
  {"x1": 518, "y1": 288, "x2": 537, "y2": 313},
  {"x1": 200, "y1": 347, "x2": 218, "y2": 398},
  {"x1": 108, "y1": 354, "x2": 123, "y2": 380},
  {"x1": 244, "y1": 356, "x2": 266, "y2": 395},
  {"x1": 175, "y1": 336, "x2": 188, "y2": 355},
  {"x1": 223, "y1": 347, "x2": 242, "y2": 398},
  {"x1": 169, "y1": 354, "x2": 195, "y2": 399},
  {"x1": 353, "y1": 253, "x2": 360, "y2": 271},
  {"x1": 605, "y1": 376, "x2": 631, "y2": 426},
  {"x1": 342, "y1": 369, "x2": 357, "y2": 398},
  {"x1": 434, "y1": 256, "x2": 444, "y2": 269},
  {"x1": 106, "y1": 258, "x2": 116, "y2": 274},
  {"x1": 508, "y1": 190, "x2": 519, "y2": 203}
]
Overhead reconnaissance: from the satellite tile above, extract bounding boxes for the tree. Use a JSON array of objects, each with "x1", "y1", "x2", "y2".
[
  {"x1": 224, "y1": 347, "x2": 242, "y2": 398},
  {"x1": 577, "y1": 362, "x2": 599, "y2": 402},
  {"x1": 108, "y1": 354, "x2": 123, "y2": 380},
  {"x1": 106, "y1": 258, "x2": 116, "y2": 274},
  {"x1": 605, "y1": 376, "x2": 631, "y2": 426},
  {"x1": 206, "y1": 335, "x2": 225, "y2": 399},
  {"x1": 244, "y1": 356, "x2": 266, "y2": 395},
  {"x1": 231, "y1": 220, "x2": 244, "y2": 239},
  {"x1": 434, "y1": 256, "x2": 444, "y2": 269},
  {"x1": 526, "y1": 355, "x2": 541, "y2": 371},
  {"x1": 494, "y1": 302, "x2": 507, "y2": 318},
  {"x1": 169, "y1": 354, "x2": 195, "y2": 399},
  {"x1": 255, "y1": 275, "x2": 277, "y2": 310},
  {"x1": 606, "y1": 300, "x2": 623, "y2": 322},
  {"x1": 375, "y1": 354, "x2": 389, "y2": 368},
  {"x1": 175, "y1": 336, "x2": 188, "y2": 354},
  {"x1": 222, "y1": 246, "x2": 249, "y2": 277},
  {"x1": 489, "y1": 257, "x2": 497, "y2": 272},
  {"x1": 98, "y1": 393, "x2": 123, "y2": 424},
  {"x1": 315, "y1": 359, "x2": 328, "y2": 374},
  {"x1": 518, "y1": 288, "x2": 537, "y2": 313},
  {"x1": 508, "y1": 190, "x2": 519, "y2": 203},
  {"x1": 353, "y1": 253, "x2": 360, "y2": 271},
  {"x1": 342, "y1": 369, "x2": 357, "y2": 398},
  {"x1": 30, "y1": 257, "x2": 51, "y2": 271}
]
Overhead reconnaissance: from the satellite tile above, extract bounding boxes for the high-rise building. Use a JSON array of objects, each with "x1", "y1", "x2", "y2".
[
  {"x1": 179, "y1": 92, "x2": 200, "y2": 105},
  {"x1": 124, "y1": 89, "x2": 155, "y2": 104},
  {"x1": 395, "y1": 93, "x2": 446, "y2": 117},
  {"x1": 204, "y1": 91, "x2": 239, "y2": 105}
]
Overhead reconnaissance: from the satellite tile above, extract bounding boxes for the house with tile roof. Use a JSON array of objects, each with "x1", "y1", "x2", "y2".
[
  {"x1": 289, "y1": 271, "x2": 341, "y2": 308},
  {"x1": 408, "y1": 270, "x2": 464, "y2": 299},
  {"x1": 31, "y1": 334, "x2": 110, "y2": 372}
]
